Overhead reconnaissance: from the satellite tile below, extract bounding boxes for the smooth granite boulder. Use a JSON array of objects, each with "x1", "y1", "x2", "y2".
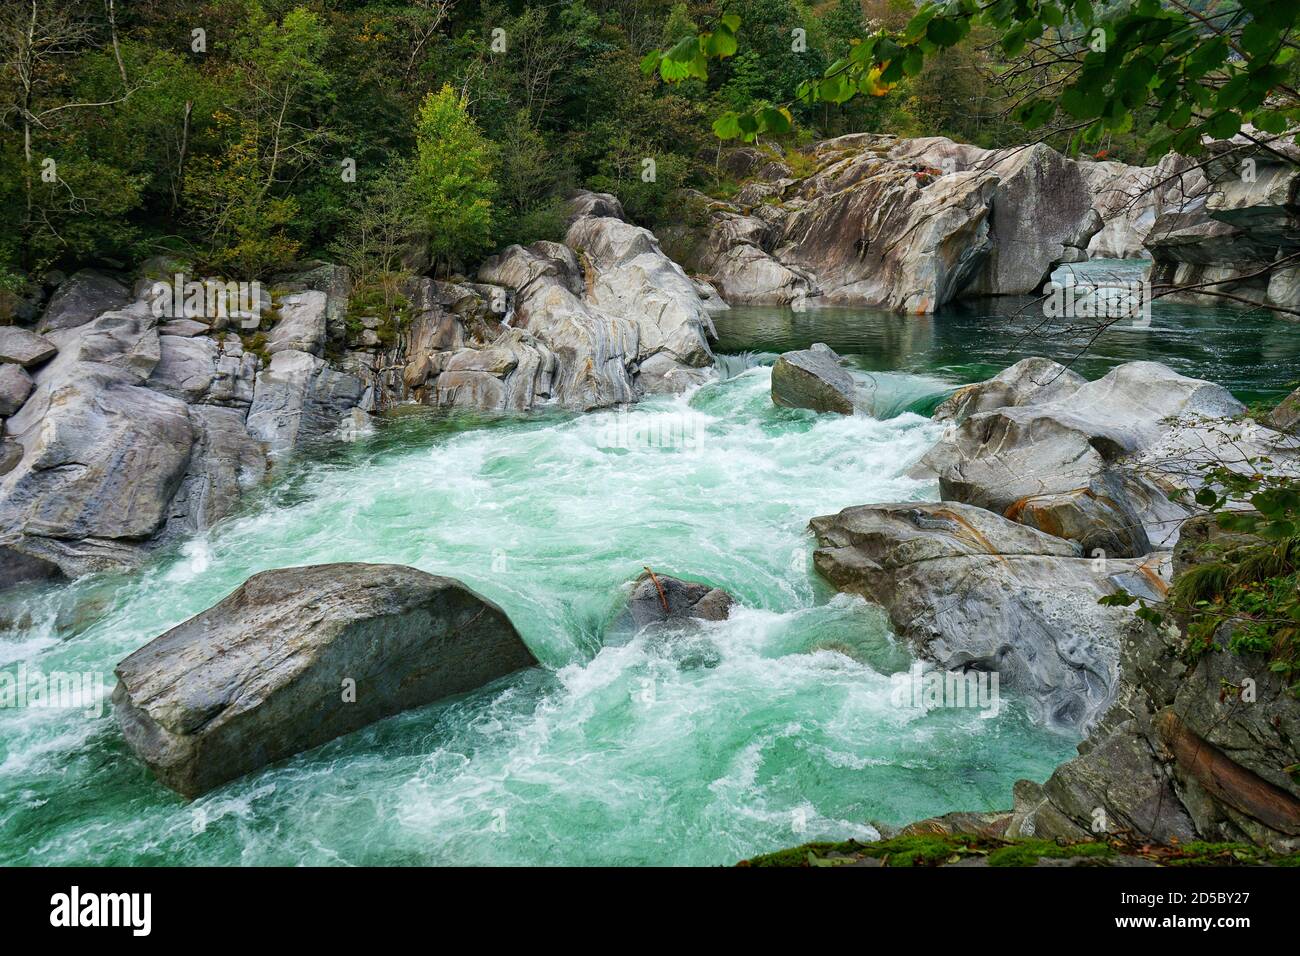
[
  {"x1": 0, "y1": 363, "x2": 34, "y2": 417},
  {"x1": 771, "y1": 343, "x2": 856, "y2": 414},
  {"x1": 810, "y1": 500, "x2": 1170, "y2": 733},
  {"x1": 113, "y1": 563, "x2": 537, "y2": 798},
  {"x1": 266, "y1": 289, "x2": 329, "y2": 356},
  {"x1": 933, "y1": 357, "x2": 1086, "y2": 425},
  {"x1": 921, "y1": 360, "x2": 1289, "y2": 555}
]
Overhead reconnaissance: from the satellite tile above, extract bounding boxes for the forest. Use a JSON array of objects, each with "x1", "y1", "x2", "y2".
[{"x1": 2, "y1": 0, "x2": 1177, "y2": 301}]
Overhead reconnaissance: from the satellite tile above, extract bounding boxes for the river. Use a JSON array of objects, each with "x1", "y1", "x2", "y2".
[{"x1": 2, "y1": 260, "x2": 1298, "y2": 865}]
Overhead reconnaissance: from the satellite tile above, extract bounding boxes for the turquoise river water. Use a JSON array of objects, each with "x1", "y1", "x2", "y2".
[{"x1": 3, "y1": 259, "x2": 1300, "y2": 865}]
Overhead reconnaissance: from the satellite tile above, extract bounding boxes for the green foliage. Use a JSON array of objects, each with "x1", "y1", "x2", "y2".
[
  {"x1": 8, "y1": 0, "x2": 1262, "y2": 281},
  {"x1": 184, "y1": 118, "x2": 302, "y2": 277},
  {"x1": 344, "y1": 281, "x2": 411, "y2": 349},
  {"x1": 646, "y1": 1, "x2": 1300, "y2": 160},
  {"x1": 328, "y1": 161, "x2": 419, "y2": 288},
  {"x1": 411, "y1": 84, "x2": 498, "y2": 272}
]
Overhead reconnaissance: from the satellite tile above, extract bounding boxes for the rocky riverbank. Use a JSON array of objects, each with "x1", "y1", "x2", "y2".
[
  {"x1": 0, "y1": 191, "x2": 724, "y2": 588},
  {"x1": 782, "y1": 355, "x2": 1300, "y2": 858}
]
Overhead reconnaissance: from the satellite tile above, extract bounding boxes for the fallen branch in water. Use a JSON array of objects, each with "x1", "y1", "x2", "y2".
[{"x1": 643, "y1": 566, "x2": 669, "y2": 613}]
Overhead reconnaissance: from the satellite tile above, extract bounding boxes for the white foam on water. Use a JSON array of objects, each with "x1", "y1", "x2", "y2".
[{"x1": 0, "y1": 367, "x2": 1076, "y2": 865}]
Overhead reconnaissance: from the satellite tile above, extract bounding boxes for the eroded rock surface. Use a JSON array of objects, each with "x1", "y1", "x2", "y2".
[
  {"x1": 920, "y1": 360, "x2": 1293, "y2": 556},
  {"x1": 681, "y1": 135, "x2": 1104, "y2": 312},
  {"x1": 810, "y1": 500, "x2": 1170, "y2": 732}
]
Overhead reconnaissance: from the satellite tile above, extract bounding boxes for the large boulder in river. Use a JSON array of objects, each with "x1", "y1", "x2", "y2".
[
  {"x1": 683, "y1": 134, "x2": 1102, "y2": 311},
  {"x1": 0, "y1": 366, "x2": 195, "y2": 579},
  {"x1": 1143, "y1": 137, "x2": 1300, "y2": 313},
  {"x1": 245, "y1": 349, "x2": 367, "y2": 455},
  {"x1": 478, "y1": 210, "x2": 719, "y2": 409},
  {"x1": 932, "y1": 357, "x2": 1085, "y2": 425},
  {"x1": 889, "y1": 139, "x2": 1097, "y2": 295},
  {"x1": 810, "y1": 501, "x2": 1170, "y2": 733},
  {"x1": 0, "y1": 301, "x2": 200, "y2": 580},
  {"x1": 1079, "y1": 153, "x2": 1201, "y2": 259},
  {"x1": 920, "y1": 360, "x2": 1291, "y2": 555},
  {"x1": 1004, "y1": 515, "x2": 1300, "y2": 851},
  {"x1": 771, "y1": 343, "x2": 856, "y2": 414},
  {"x1": 113, "y1": 563, "x2": 537, "y2": 798},
  {"x1": 566, "y1": 214, "x2": 716, "y2": 371}
]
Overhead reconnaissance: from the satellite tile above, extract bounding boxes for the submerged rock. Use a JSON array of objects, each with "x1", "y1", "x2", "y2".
[
  {"x1": 771, "y1": 344, "x2": 856, "y2": 414},
  {"x1": 113, "y1": 563, "x2": 537, "y2": 798},
  {"x1": 810, "y1": 501, "x2": 1170, "y2": 733},
  {"x1": 624, "y1": 571, "x2": 735, "y2": 628}
]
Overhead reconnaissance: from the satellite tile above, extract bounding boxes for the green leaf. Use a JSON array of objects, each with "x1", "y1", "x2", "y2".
[
  {"x1": 1016, "y1": 98, "x2": 1056, "y2": 129},
  {"x1": 758, "y1": 107, "x2": 792, "y2": 135},
  {"x1": 904, "y1": 8, "x2": 938, "y2": 42},
  {"x1": 1254, "y1": 110, "x2": 1289, "y2": 134},
  {"x1": 1060, "y1": 86, "x2": 1103, "y2": 120},
  {"x1": 639, "y1": 50, "x2": 661, "y2": 76},
  {"x1": 926, "y1": 17, "x2": 967, "y2": 47},
  {"x1": 1115, "y1": 56, "x2": 1157, "y2": 106},
  {"x1": 1203, "y1": 110, "x2": 1242, "y2": 140},
  {"x1": 1240, "y1": 21, "x2": 1276, "y2": 57},
  {"x1": 664, "y1": 34, "x2": 699, "y2": 63},
  {"x1": 712, "y1": 112, "x2": 742, "y2": 140},
  {"x1": 903, "y1": 46, "x2": 925, "y2": 77},
  {"x1": 1001, "y1": 26, "x2": 1026, "y2": 57},
  {"x1": 820, "y1": 73, "x2": 854, "y2": 103},
  {"x1": 720, "y1": 13, "x2": 741, "y2": 33},
  {"x1": 1215, "y1": 73, "x2": 1251, "y2": 110},
  {"x1": 1166, "y1": 102, "x2": 1193, "y2": 128},
  {"x1": 702, "y1": 29, "x2": 737, "y2": 58}
]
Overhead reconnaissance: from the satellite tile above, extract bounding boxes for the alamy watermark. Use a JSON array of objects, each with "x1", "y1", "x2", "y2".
[
  {"x1": 148, "y1": 273, "x2": 264, "y2": 327},
  {"x1": 889, "y1": 662, "x2": 1001, "y2": 718},
  {"x1": 0, "y1": 665, "x2": 106, "y2": 718},
  {"x1": 1042, "y1": 273, "x2": 1152, "y2": 328},
  {"x1": 594, "y1": 407, "x2": 707, "y2": 452}
]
